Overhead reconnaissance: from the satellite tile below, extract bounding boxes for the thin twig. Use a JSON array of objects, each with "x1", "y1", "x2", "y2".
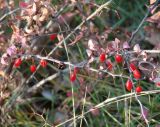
[
  {"x1": 128, "y1": 2, "x2": 158, "y2": 44},
  {"x1": 0, "y1": 8, "x2": 20, "y2": 22},
  {"x1": 27, "y1": 73, "x2": 60, "y2": 93},
  {"x1": 128, "y1": 9, "x2": 150, "y2": 44},
  {"x1": 80, "y1": 86, "x2": 87, "y2": 127},
  {"x1": 26, "y1": 60, "x2": 129, "y2": 94},
  {"x1": 128, "y1": 50, "x2": 160, "y2": 54}
]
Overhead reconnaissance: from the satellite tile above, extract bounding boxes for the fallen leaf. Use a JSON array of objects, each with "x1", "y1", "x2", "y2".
[
  {"x1": 1, "y1": 53, "x2": 9, "y2": 65},
  {"x1": 147, "y1": 11, "x2": 160, "y2": 24},
  {"x1": 86, "y1": 49, "x2": 92, "y2": 57},
  {"x1": 123, "y1": 41, "x2": 130, "y2": 49},
  {"x1": 133, "y1": 44, "x2": 141, "y2": 52},
  {"x1": 6, "y1": 45, "x2": 17, "y2": 56},
  {"x1": 150, "y1": 0, "x2": 156, "y2": 4},
  {"x1": 88, "y1": 39, "x2": 95, "y2": 50}
]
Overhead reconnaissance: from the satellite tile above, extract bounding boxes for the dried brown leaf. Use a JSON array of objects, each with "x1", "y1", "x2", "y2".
[
  {"x1": 133, "y1": 44, "x2": 141, "y2": 52},
  {"x1": 150, "y1": 0, "x2": 156, "y2": 4},
  {"x1": 147, "y1": 11, "x2": 160, "y2": 24},
  {"x1": 145, "y1": 28, "x2": 160, "y2": 48}
]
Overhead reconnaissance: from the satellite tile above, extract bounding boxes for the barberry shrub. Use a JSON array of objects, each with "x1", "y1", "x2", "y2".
[{"x1": 0, "y1": 0, "x2": 160, "y2": 127}]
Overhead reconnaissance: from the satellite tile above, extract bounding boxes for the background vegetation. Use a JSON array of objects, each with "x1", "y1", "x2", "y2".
[{"x1": 0, "y1": 0, "x2": 160, "y2": 127}]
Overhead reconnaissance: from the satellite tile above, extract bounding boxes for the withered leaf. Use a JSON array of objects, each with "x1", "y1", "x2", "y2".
[
  {"x1": 147, "y1": 11, "x2": 160, "y2": 24},
  {"x1": 150, "y1": 0, "x2": 156, "y2": 4}
]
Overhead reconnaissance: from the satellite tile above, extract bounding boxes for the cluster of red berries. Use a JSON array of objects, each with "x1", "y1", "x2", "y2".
[
  {"x1": 14, "y1": 58, "x2": 48, "y2": 73},
  {"x1": 99, "y1": 53, "x2": 124, "y2": 70},
  {"x1": 125, "y1": 63, "x2": 142, "y2": 93},
  {"x1": 99, "y1": 52, "x2": 143, "y2": 93},
  {"x1": 125, "y1": 79, "x2": 142, "y2": 93},
  {"x1": 13, "y1": 34, "x2": 56, "y2": 72},
  {"x1": 99, "y1": 53, "x2": 113, "y2": 71},
  {"x1": 129, "y1": 63, "x2": 141, "y2": 79}
]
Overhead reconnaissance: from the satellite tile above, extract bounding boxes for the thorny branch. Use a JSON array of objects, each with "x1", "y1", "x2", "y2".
[
  {"x1": 0, "y1": 8, "x2": 20, "y2": 23},
  {"x1": 128, "y1": 0, "x2": 159, "y2": 44},
  {"x1": 4, "y1": 0, "x2": 114, "y2": 114},
  {"x1": 24, "y1": 0, "x2": 113, "y2": 85},
  {"x1": 18, "y1": 47, "x2": 160, "y2": 94}
]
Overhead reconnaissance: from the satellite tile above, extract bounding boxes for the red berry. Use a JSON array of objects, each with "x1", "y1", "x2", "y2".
[
  {"x1": 115, "y1": 54, "x2": 123, "y2": 63},
  {"x1": 14, "y1": 58, "x2": 22, "y2": 67},
  {"x1": 40, "y1": 59, "x2": 47, "y2": 68},
  {"x1": 133, "y1": 69, "x2": 141, "y2": 79},
  {"x1": 136, "y1": 86, "x2": 142, "y2": 93},
  {"x1": 30, "y1": 65, "x2": 36, "y2": 73},
  {"x1": 99, "y1": 53, "x2": 106, "y2": 63},
  {"x1": 50, "y1": 34, "x2": 57, "y2": 41},
  {"x1": 129, "y1": 63, "x2": 137, "y2": 72},
  {"x1": 156, "y1": 82, "x2": 160, "y2": 87},
  {"x1": 70, "y1": 72, "x2": 76, "y2": 82},
  {"x1": 106, "y1": 60, "x2": 113, "y2": 71},
  {"x1": 125, "y1": 79, "x2": 133, "y2": 91}
]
